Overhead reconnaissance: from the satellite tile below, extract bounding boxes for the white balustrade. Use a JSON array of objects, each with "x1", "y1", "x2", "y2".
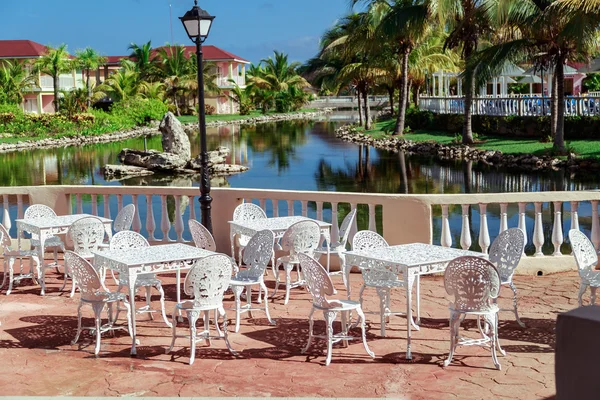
[
  {"x1": 478, "y1": 203, "x2": 490, "y2": 254},
  {"x1": 533, "y1": 202, "x2": 544, "y2": 256},
  {"x1": 460, "y1": 204, "x2": 472, "y2": 250},
  {"x1": 499, "y1": 203, "x2": 508, "y2": 234},
  {"x1": 551, "y1": 201, "x2": 563, "y2": 256},
  {"x1": 570, "y1": 201, "x2": 579, "y2": 231},
  {"x1": 174, "y1": 195, "x2": 184, "y2": 241},
  {"x1": 441, "y1": 204, "x2": 452, "y2": 248},
  {"x1": 131, "y1": 195, "x2": 142, "y2": 233},
  {"x1": 146, "y1": 194, "x2": 156, "y2": 241}
]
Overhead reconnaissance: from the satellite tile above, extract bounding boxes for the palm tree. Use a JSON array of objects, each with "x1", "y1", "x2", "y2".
[
  {"x1": 0, "y1": 60, "x2": 37, "y2": 106},
  {"x1": 75, "y1": 47, "x2": 107, "y2": 108},
  {"x1": 128, "y1": 41, "x2": 155, "y2": 81},
  {"x1": 140, "y1": 81, "x2": 165, "y2": 101},
  {"x1": 429, "y1": 0, "x2": 497, "y2": 144},
  {"x1": 34, "y1": 44, "x2": 72, "y2": 113},
  {"x1": 156, "y1": 45, "x2": 194, "y2": 116},
  {"x1": 95, "y1": 63, "x2": 140, "y2": 102},
  {"x1": 227, "y1": 82, "x2": 252, "y2": 115}
]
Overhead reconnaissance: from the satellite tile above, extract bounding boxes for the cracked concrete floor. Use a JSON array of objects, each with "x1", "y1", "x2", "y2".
[{"x1": 0, "y1": 262, "x2": 569, "y2": 399}]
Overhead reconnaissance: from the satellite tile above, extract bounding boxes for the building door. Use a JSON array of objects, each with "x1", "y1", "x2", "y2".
[{"x1": 23, "y1": 98, "x2": 38, "y2": 113}]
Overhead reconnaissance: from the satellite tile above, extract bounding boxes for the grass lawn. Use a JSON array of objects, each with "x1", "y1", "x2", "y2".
[
  {"x1": 177, "y1": 108, "x2": 318, "y2": 124},
  {"x1": 361, "y1": 118, "x2": 600, "y2": 159}
]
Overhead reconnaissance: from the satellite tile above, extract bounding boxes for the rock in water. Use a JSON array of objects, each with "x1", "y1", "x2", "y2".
[{"x1": 159, "y1": 112, "x2": 191, "y2": 161}]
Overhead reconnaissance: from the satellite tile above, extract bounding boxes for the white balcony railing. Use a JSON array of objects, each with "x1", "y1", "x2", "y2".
[
  {"x1": 419, "y1": 96, "x2": 600, "y2": 117},
  {"x1": 2, "y1": 186, "x2": 599, "y2": 275},
  {"x1": 38, "y1": 74, "x2": 83, "y2": 91},
  {"x1": 216, "y1": 75, "x2": 245, "y2": 88}
]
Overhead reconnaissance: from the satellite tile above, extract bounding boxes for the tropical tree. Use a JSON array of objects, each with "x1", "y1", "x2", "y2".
[
  {"x1": 0, "y1": 60, "x2": 37, "y2": 105},
  {"x1": 140, "y1": 81, "x2": 166, "y2": 101},
  {"x1": 95, "y1": 62, "x2": 141, "y2": 102},
  {"x1": 155, "y1": 45, "x2": 194, "y2": 116},
  {"x1": 429, "y1": 0, "x2": 497, "y2": 144},
  {"x1": 227, "y1": 82, "x2": 252, "y2": 115},
  {"x1": 34, "y1": 44, "x2": 72, "y2": 113},
  {"x1": 59, "y1": 88, "x2": 88, "y2": 117},
  {"x1": 75, "y1": 47, "x2": 107, "y2": 108},
  {"x1": 128, "y1": 41, "x2": 155, "y2": 81}
]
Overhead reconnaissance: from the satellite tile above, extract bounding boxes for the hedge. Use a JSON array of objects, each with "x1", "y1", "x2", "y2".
[{"x1": 405, "y1": 108, "x2": 600, "y2": 139}]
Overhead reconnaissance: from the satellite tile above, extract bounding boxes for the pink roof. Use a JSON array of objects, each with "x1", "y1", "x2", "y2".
[
  {"x1": 152, "y1": 45, "x2": 249, "y2": 63},
  {"x1": 0, "y1": 40, "x2": 48, "y2": 58}
]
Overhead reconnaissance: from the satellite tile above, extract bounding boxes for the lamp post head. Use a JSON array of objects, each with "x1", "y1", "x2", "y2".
[{"x1": 179, "y1": 0, "x2": 215, "y2": 44}]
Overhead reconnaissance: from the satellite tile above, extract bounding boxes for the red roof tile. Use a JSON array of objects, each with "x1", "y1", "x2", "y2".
[
  {"x1": 0, "y1": 40, "x2": 48, "y2": 58},
  {"x1": 105, "y1": 55, "x2": 130, "y2": 65},
  {"x1": 152, "y1": 45, "x2": 249, "y2": 63}
]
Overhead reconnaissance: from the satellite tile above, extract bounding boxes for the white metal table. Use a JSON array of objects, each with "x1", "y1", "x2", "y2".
[
  {"x1": 228, "y1": 215, "x2": 332, "y2": 261},
  {"x1": 344, "y1": 242, "x2": 486, "y2": 359},
  {"x1": 16, "y1": 213, "x2": 113, "y2": 295},
  {"x1": 92, "y1": 243, "x2": 215, "y2": 355}
]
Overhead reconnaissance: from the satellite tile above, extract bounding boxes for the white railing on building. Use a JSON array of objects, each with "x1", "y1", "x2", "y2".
[
  {"x1": 216, "y1": 75, "x2": 245, "y2": 88},
  {"x1": 312, "y1": 96, "x2": 389, "y2": 104},
  {"x1": 419, "y1": 96, "x2": 600, "y2": 117},
  {"x1": 2, "y1": 186, "x2": 600, "y2": 275},
  {"x1": 38, "y1": 74, "x2": 84, "y2": 91}
]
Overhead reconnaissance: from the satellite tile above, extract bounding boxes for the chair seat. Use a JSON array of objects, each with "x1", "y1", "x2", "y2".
[
  {"x1": 449, "y1": 303, "x2": 499, "y2": 315},
  {"x1": 230, "y1": 271, "x2": 261, "y2": 286},
  {"x1": 237, "y1": 235, "x2": 251, "y2": 248},
  {"x1": 315, "y1": 299, "x2": 361, "y2": 312},
  {"x1": 277, "y1": 255, "x2": 299, "y2": 265},
  {"x1": 363, "y1": 279, "x2": 405, "y2": 288},
  {"x1": 314, "y1": 242, "x2": 345, "y2": 254},
  {"x1": 4, "y1": 249, "x2": 39, "y2": 258},
  {"x1": 31, "y1": 236, "x2": 64, "y2": 248},
  {"x1": 84, "y1": 291, "x2": 128, "y2": 303},
  {"x1": 176, "y1": 300, "x2": 220, "y2": 312},
  {"x1": 118, "y1": 273, "x2": 161, "y2": 288}
]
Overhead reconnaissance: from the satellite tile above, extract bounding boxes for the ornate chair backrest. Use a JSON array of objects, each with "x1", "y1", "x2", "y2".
[
  {"x1": 488, "y1": 228, "x2": 526, "y2": 281},
  {"x1": 0, "y1": 223, "x2": 12, "y2": 253},
  {"x1": 184, "y1": 254, "x2": 233, "y2": 309},
  {"x1": 233, "y1": 203, "x2": 267, "y2": 222},
  {"x1": 24, "y1": 204, "x2": 56, "y2": 219},
  {"x1": 65, "y1": 250, "x2": 105, "y2": 301},
  {"x1": 113, "y1": 204, "x2": 135, "y2": 232},
  {"x1": 68, "y1": 216, "x2": 106, "y2": 259},
  {"x1": 352, "y1": 230, "x2": 388, "y2": 251},
  {"x1": 242, "y1": 229, "x2": 275, "y2": 279},
  {"x1": 280, "y1": 220, "x2": 321, "y2": 259},
  {"x1": 189, "y1": 219, "x2": 217, "y2": 251},
  {"x1": 444, "y1": 256, "x2": 500, "y2": 313},
  {"x1": 109, "y1": 230, "x2": 149, "y2": 251},
  {"x1": 338, "y1": 209, "x2": 357, "y2": 247},
  {"x1": 298, "y1": 253, "x2": 337, "y2": 309},
  {"x1": 569, "y1": 229, "x2": 598, "y2": 274}
]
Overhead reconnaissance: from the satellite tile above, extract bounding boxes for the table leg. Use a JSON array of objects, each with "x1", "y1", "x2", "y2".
[
  {"x1": 345, "y1": 263, "x2": 352, "y2": 299},
  {"x1": 176, "y1": 268, "x2": 183, "y2": 322},
  {"x1": 406, "y1": 274, "x2": 413, "y2": 360},
  {"x1": 38, "y1": 231, "x2": 47, "y2": 296},
  {"x1": 230, "y1": 228, "x2": 236, "y2": 260},
  {"x1": 128, "y1": 270, "x2": 138, "y2": 356},
  {"x1": 416, "y1": 275, "x2": 421, "y2": 325}
]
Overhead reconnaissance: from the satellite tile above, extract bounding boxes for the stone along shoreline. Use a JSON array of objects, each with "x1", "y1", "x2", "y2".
[
  {"x1": 0, "y1": 109, "x2": 334, "y2": 154},
  {"x1": 335, "y1": 125, "x2": 598, "y2": 173}
]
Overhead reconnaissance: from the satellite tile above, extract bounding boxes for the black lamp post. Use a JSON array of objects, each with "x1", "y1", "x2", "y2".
[{"x1": 180, "y1": 1, "x2": 215, "y2": 233}]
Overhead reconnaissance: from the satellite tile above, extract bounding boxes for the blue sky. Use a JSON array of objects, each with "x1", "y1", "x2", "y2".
[{"x1": 1, "y1": 0, "x2": 352, "y2": 64}]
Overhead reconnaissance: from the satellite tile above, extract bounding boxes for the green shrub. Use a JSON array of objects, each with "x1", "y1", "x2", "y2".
[{"x1": 112, "y1": 98, "x2": 168, "y2": 126}]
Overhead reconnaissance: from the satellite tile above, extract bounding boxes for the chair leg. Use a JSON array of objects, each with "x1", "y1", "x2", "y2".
[
  {"x1": 284, "y1": 264, "x2": 292, "y2": 305},
  {"x1": 341, "y1": 310, "x2": 349, "y2": 348},
  {"x1": 376, "y1": 287, "x2": 388, "y2": 337},
  {"x1": 1, "y1": 259, "x2": 7, "y2": 290},
  {"x1": 156, "y1": 283, "x2": 171, "y2": 328},
  {"x1": 509, "y1": 282, "x2": 526, "y2": 328},
  {"x1": 272, "y1": 261, "x2": 282, "y2": 298},
  {"x1": 219, "y1": 306, "x2": 238, "y2": 356},
  {"x1": 203, "y1": 310, "x2": 211, "y2": 346},
  {"x1": 145, "y1": 286, "x2": 154, "y2": 321},
  {"x1": 122, "y1": 299, "x2": 133, "y2": 339},
  {"x1": 233, "y1": 285, "x2": 243, "y2": 333},
  {"x1": 71, "y1": 302, "x2": 84, "y2": 345},
  {"x1": 70, "y1": 276, "x2": 77, "y2": 298},
  {"x1": 302, "y1": 307, "x2": 315, "y2": 354},
  {"x1": 238, "y1": 247, "x2": 244, "y2": 269},
  {"x1": 167, "y1": 306, "x2": 178, "y2": 354},
  {"x1": 91, "y1": 303, "x2": 104, "y2": 356},
  {"x1": 323, "y1": 310, "x2": 336, "y2": 366},
  {"x1": 188, "y1": 310, "x2": 200, "y2": 365},
  {"x1": 260, "y1": 281, "x2": 275, "y2": 325},
  {"x1": 578, "y1": 282, "x2": 588, "y2": 307},
  {"x1": 487, "y1": 314, "x2": 501, "y2": 370},
  {"x1": 7, "y1": 258, "x2": 14, "y2": 295},
  {"x1": 356, "y1": 306, "x2": 375, "y2": 359},
  {"x1": 444, "y1": 311, "x2": 461, "y2": 367},
  {"x1": 495, "y1": 313, "x2": 506, "y2": 356}
]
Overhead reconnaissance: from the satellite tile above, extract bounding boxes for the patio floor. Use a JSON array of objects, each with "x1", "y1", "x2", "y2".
[{"x1": 0, "y1": 260, "x2": 572, "y2": 399}]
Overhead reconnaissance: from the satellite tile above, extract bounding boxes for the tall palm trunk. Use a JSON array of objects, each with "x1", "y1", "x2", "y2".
[
  {"x1": 357, "y1": 90, "x2": 363, "y2": 126},
  {"x1": 394, "y1": 48, "x2": 410, "y2": 136},
  {"x1": 387, "y1": 86, "x2": 395, "y2": 115},
  {"x1": 362, "y1": 86, "x2": 372, "y2": 130},
  {"x1": 53, "y1": 73, "x2": 60, "y2": 113},
  {"x1": 554, "y1": 57, "x2": 566, "y2": 152},
  {"x1": 462, "y1": 46, "x2": 475, "y2": 145},
  {"x1": 551, "y1": 71, "x2": 558, "y2": 139}
]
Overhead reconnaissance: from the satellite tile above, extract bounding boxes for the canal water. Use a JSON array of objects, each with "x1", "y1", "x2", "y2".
[{"x1": 1, "y1": 113, "x2": 597, "y2": 253}]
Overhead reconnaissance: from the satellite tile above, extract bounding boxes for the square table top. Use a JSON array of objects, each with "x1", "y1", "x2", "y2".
[
  {"x1": 92, "y1": 243, "x2": 215, "y2": 268},
  {"x1": 344, "y1": 242, "x2": 486, "y2": 268},
  {"x1": 16, "y1": 214, "x2": 112, "y2": 229},
  {"x1": 228, "y1": 216, "x2": 331, "y2": 233}
]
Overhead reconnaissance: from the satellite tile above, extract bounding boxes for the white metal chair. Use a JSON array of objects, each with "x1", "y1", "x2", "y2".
[
  {"x1": 352, "y1": 230, "x2": 405, "y2": 337},
  {"x1": 232, "y1": 203, "x2": 267, "y2": 267},
  {"x1": 113, "y1": 204, "x2": 135, "y2": 233},
  {"x1": 0, "y1": 223, "x2": 40, "y2": 295},
  {"x1": 488, "y1": 228, "x2": 526, "y2": 327},
  {"x1": 230, "y1": 229, "x2": 276, "y2": 332},
  {"x1": 167, "y1": 254, "x2": 237, "y2": 365},
  {"x1": 443, "y1": 256, "x2": 504, "y2": 370},
  {"x1": 298, "y1": 253, "x2": 374, "y2": 366},
  {"x1": 569, "y1": 229, "x2": 600, "y2": 307},
  {"x1": 272, "y1": 220, "x2": 321, "y2": 305},
  {"x1": 24, "y1": 204, "x2": 65, "y2": 267},
  {"x1": 314, "y1": 208, "x2": 356, "y2": 276},
  {"x1": 63, "y1": 216, "x2": 106, "y2": 297},
  {"x1": 110, "y1": 231, "x2": 170, "y2": 327},
  {"x1": 189, "y1": 219, "x2": 216, "y2": 251},
  {"x1": 66, "y1": 250, "x2": 132, "y2": 356}
]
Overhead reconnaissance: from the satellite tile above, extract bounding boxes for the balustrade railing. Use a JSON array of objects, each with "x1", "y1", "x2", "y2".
[
  {"x1": 1, "y1": 186, "x2": 599, "y2": 274},
  {"x1": 419, "y1": 96, "x2": 600, "y2": 117}
]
